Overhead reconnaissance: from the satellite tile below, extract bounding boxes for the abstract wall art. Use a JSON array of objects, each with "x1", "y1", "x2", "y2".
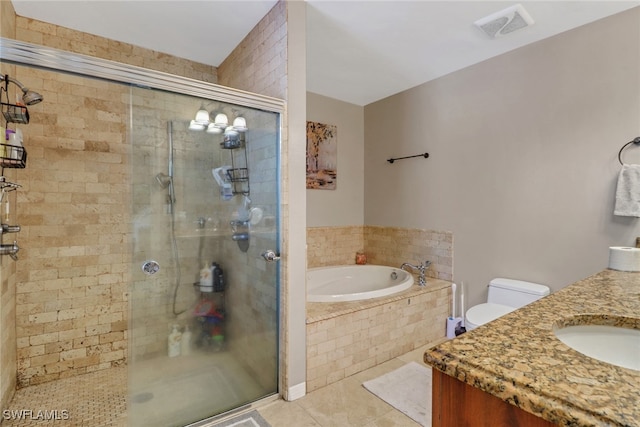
[{"x1": 306, "y1": 121, "x2": 337, "y2": 190}]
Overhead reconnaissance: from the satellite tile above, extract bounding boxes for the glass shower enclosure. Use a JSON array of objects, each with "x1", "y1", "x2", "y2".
[
  {"x1": 128, "y1": 88, "x2": 280, "y2": 426},
  {"x1": 0, "y1": 37, "x2": 282, "y2": 427}
]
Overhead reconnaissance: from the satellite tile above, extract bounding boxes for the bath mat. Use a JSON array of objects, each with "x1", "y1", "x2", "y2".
[
  {"x1": 213, "y1": 410, "x2": 271, "y2": 427},
  {"x1": 362, "y1": 362, "x2": 432, "y2": 427}
]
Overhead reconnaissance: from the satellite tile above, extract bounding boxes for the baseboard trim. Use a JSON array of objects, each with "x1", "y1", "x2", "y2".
[{"x1": 286, "y1": 382, "x2": 306, "y2": 401}]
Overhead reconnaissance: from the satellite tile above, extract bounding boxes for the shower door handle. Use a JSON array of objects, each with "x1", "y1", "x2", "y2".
[{"x1": 261, "y1": 250, "x2": 281, "y2": 262}]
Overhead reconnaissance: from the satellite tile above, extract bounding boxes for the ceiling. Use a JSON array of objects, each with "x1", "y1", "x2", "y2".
[{"x1": 10, "y1": 1, "x2": 640, "y2": 106}]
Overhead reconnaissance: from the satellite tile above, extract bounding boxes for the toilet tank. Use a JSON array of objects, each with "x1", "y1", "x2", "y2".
[{"x1": 487, "y1": 278, "x2": 550, "y2": 308}]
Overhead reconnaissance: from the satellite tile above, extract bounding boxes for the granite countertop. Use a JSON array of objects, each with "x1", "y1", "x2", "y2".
[{"x1": 424, "y1": 269, "x2": 640, "y2": 427}]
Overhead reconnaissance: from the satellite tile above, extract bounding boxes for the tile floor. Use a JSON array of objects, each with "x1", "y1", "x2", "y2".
[
  {"x1": 257, "y1": 341, "x2": 443, "y2": 427},
  {"x1": 1, "y1": 340, "x2": 442, "y2": 427}
]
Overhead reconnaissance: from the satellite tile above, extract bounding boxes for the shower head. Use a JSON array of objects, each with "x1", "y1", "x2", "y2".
[
  {"x1": 155, "y1": 172, "x2": 172, "y2": 189},
  {"x1": 5, "y1": 75, "x2": 44, "y2": 105}
]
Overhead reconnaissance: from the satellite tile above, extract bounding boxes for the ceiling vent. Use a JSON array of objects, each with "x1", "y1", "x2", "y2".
[{"x1": 474, "y1": 4, "x2": 534, "y2": 38}]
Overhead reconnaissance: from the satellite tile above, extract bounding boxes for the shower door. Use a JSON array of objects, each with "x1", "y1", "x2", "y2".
[{"x1": 128, "y1": 87, "x2": 280, "y2": 426}]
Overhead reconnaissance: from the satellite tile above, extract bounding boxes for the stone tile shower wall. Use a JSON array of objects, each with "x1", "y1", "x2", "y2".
[
  {"x1": 7, "y1": 1, "x2": 287, "y2": 392},
  {"x1": 307, "y1": 225, "x2": 453, "y2": 281},
  {"x1": 11, "y1": 14, "x2": 219, "y2": 387},
  {"x1": 1, "y1": 0, "x2": 19, "y2": 408},
  {"x1": 13, "y1": 67, "x2": 130, "y2": 388}
]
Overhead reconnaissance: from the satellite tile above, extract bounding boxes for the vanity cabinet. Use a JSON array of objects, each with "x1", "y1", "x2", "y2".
[{"x1": 431, "y1": 370, "x2": 556, "y2": 427}]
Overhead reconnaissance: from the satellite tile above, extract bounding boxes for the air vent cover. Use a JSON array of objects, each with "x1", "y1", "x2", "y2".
[{"x1": 474, "y1": 4, "x2": 534, "y2": 38}]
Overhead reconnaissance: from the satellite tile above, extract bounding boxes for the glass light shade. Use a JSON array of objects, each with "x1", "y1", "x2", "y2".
[
  {"x1": 195, "y1": 108, "x2": 210, "y2": 124},
  {"x1": 224, "y1": 126, "x2": 239, "y2": 137},
  {"x1": 188, "y1": 120, "x2": 206, "y2": 131},
  {"x1": 214, "y1": 113, "x2": 229, "y2": 128},
  {"x1": 232, "y1": 117, "x2": 247, "y2": 132},
  {"x1": 206, "y1": 123, "x2": 223, "y2": 134}
]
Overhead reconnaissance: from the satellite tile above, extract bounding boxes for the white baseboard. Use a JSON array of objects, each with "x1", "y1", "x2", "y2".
[{"x1": 286, "y1": 382, "x2": 306, "y2": 401}]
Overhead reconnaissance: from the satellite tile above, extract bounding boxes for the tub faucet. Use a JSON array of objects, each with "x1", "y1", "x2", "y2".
[{"x1": 400, "y1": 260, "x2": 432, "y2": 287}]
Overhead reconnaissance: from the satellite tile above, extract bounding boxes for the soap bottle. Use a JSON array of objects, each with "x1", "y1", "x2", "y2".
[
  {"x1": 181, "y1": 325, "x2": 192, "y2": 356},
  {"x1": 199, "y1": 264, "x2": 213, "y2": 292},
  {"x1": 212, "y1": 262, "x2": 224, "y2": 292},
  {"x1": 168, "y1": 324, "x2": 182, "y2": 357}
]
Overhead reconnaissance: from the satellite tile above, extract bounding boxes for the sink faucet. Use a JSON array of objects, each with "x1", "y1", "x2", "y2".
[{"x1": 400, "y1": 260, "x2": 432, "y2": 287}]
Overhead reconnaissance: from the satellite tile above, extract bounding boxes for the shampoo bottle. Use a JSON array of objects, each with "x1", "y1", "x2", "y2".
[
  {"x1": 199, "y1": 264, "x2": 213, "y2": 292},
  {"x1": 168, "y1": 324, "x2": 182, "y2": 357}
]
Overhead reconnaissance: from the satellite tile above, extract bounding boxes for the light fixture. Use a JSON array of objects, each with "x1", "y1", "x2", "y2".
[{"x1": 188, "y1": 104, "x2": 248, "y2": 134}]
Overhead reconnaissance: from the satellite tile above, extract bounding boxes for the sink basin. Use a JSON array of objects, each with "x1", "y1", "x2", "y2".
[{"x1": 554, "y1": 324, "x2": 640, "y2": 371}]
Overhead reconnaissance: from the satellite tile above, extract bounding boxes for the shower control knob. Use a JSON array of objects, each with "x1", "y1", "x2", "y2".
[
  {"x1": 261, "y1": 250, "x2": 281, "y2": 262},
  {"x1": 141, "y1": 260, "x2": 160, "y2": 275}
]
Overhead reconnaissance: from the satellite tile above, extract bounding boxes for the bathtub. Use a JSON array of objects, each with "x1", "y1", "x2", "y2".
[{"x1": 307, "y1": 265, "x2": 414, "y2": 302}]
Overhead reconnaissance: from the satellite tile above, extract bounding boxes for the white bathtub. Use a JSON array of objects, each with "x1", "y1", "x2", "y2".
[{"x1": 307, "y1": 265, "x2": 414, "y2": 302}]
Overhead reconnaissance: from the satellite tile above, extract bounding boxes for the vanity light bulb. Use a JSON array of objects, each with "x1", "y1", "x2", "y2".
[
  {"x1": 214, "y1": 113, "x2": 228, "y2": 128},
  {"x1": 195, "y1": 109, "x2": 210, "y2": 125},
  {"x1": 233, "y1": 117, "x2": 247, "y2": 131}
]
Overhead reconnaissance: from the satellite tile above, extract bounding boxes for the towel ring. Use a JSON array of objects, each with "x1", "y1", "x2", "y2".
[{"x1": 618, "y1": 136, "x2": 640, "y2": 165}]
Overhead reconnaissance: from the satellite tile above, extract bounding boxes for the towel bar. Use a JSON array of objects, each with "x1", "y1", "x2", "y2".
[
  {"x1": 618, "y1": 136, "x2": 640, "y2": 165},
  {"x1": 387, "y1": 152, "x2": 429, "y2": 164}
]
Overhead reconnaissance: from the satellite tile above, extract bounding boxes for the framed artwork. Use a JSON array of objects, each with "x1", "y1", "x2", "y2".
[{"x1": 306, "y1": 121, "x2": 337, "y2": 190}]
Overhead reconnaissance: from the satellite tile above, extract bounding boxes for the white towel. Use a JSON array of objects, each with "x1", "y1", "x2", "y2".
[{"x1": 614, "y1": 164, "x2": 640, "y2": 217}]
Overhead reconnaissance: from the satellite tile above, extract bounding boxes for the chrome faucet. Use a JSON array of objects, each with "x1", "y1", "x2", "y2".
[
  {"x1": 400, "y1": 260, "x2": 432, "y2": 286},
  {"x1": 0, "y1": 241, "x2": 19, "y2": 260}
]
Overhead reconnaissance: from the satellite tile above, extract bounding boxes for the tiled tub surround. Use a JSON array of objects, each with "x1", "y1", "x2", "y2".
[
  {"x1": 306, "y1": 279, "x2": 450, "y2": 392},
  {"x1": 307, "y1": 226, "x2": 453, "y2": 281},
  {"x1": 425, "y1": 269, "x2": 640, "y2": 427}
]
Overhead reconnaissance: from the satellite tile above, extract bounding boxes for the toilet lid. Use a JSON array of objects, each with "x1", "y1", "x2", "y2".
[{"x1": 466, "y1": 303, "x2": 515, "y2": 327}]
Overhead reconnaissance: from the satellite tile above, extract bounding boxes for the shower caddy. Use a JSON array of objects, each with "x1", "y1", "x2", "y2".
[
  {"x1": 193, "y1": 263, "x2": 226, "y2": 352},
  {"x1": 1, "y1": 75, "x2": 27, "y2": 169},
  {"x1": 0, "y1": 75, "x2": 27, "y2": 259},
  {"x1": 221, "y1": 132, "x2": 249, "y2": 196},
  {"x1": 222, "y1": 131, "x2": 252, "y2": 252}
]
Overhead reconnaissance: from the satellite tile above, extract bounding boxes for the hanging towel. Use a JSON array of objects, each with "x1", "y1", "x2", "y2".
[{"x1": 614, "y1": 164, "x2": 640, "y2": 217}]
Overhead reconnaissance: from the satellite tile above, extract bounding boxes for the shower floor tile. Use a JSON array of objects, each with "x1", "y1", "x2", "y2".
[
  {"x1": 2, "y1": 366, "x2": 127, "y2": 427},
  {"x1": 129, "y1": 352, "x2": 270, "y2": 426},
  {"x1": 3, "y1": 351, "x2": 270, "y2": 427}
]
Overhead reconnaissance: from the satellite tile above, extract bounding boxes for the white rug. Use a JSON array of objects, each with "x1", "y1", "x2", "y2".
[{"x1": 362, "y1": 362, "x2": 432, "y2": 427}]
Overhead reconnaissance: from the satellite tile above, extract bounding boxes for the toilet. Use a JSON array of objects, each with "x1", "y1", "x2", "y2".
[{"x1": 465, "y1": 278, "x2": 550, "y2": 331}]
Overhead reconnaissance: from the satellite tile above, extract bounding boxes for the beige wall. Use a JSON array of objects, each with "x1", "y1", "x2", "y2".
[
  {"x1": 364, "y1": 8, "x2": 640, "y2": 309},
  {"x1": 306, "y1": 93, "x2": 364, "y2": 227}
]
